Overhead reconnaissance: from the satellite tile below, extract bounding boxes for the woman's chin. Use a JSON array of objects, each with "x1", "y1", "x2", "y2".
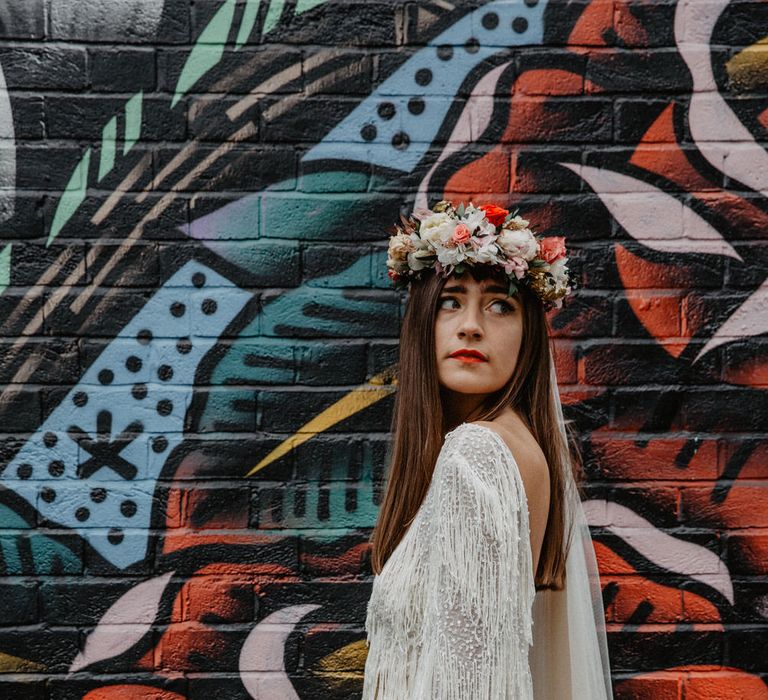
[{"x1": 439, "y1": 374, "x2": 498, "y2": 396}]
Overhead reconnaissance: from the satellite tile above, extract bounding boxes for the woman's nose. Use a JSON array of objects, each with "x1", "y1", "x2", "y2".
[{"x1": 457, "y1": 306, "x2": 483, "y2": 337}]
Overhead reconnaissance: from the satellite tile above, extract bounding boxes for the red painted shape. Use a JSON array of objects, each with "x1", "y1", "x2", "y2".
[
  {"x1": 603, "y1": 574, "x2": 685, "y2": 624},
  {"x1": 630, "y1": 105, "x2": 715, "y2": 189},
  {"x1": 443, "y1": 148, "x2": 510, "y2": 200},
  {"x1": 614, "y1": 671, "x2": 682, "y2": 699},
  {"x1": 568, "y1": 0, "x2": 615, "y2": 49},
  {"x1": 82, "y1": 687, "x2": 185, "y2": 700},
  {"x1": 445, "y1": 69, "x2": 584, "y2": 200},
  {"x1": 614, "y1": 244, "x2": 688, "y2": 357},
  {"x1": 590, "y1": 433, "x2": 718, "y2": 481},
  {"x1": 302, "y1": 541, "x2": 372, "y2": 576},
  {"x1": 613, "y1": 0, "x2": 651, "y2": 48}
]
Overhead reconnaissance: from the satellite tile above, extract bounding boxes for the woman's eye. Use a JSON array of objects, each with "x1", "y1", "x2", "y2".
[
  {"x1": 438, "y1": 296, "x2": 459, "y2": 310},
  {"x1": 491, "y1": 299, "x2": 514, "y2": 314}
]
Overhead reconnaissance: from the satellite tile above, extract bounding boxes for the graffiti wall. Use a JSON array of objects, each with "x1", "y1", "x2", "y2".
[{"x1": 0, "y1": 0, "x2": 765, "y2": 697}]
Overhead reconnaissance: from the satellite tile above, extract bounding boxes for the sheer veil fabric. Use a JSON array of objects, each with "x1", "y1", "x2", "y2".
[{"x1": 528, "y1": 354, "x2": 613, "y2": 699}]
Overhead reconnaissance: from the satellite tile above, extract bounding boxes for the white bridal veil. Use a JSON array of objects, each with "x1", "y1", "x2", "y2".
[{"x1": 528, "y1": 353, "x2": 613, "y2": 699}]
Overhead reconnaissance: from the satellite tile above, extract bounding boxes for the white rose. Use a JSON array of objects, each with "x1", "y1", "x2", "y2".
[
  {"x1": 410, "y1": 231, "x2": 429, "y2": 250},
  {"x1": 549, "y1": 256, "x2": 569, "y2": 291},
  {"x1": 387, "y1": 231, "x2": 415, "y2": 262},
  {"x1": 420, "y1": 220, "x2": 457, "y2": 249},
  {"x1": 407, "y1": 248, "x2": 435, "y2": 271},
  {"x1": 387, "y1": 255, "x2": 409, "y2": 273},
  {"x1": 469, "y1": 239, "x2": 502, "y2": 265},
  {"x1": 436, "y1": 245, "x2": 466, "y2": 267},
  {"x1": 418, "y1": 211, "x2": 452, "y2": 233},
  {"x1": 497, "y1": 227, "x2": 539, "y2": 261},
  {"x1": 504, "y1": 214, "x2": 529, "y2": 230}
]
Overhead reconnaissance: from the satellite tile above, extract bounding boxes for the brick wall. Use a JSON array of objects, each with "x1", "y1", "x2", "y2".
[{"x1": 0, "y1": 1, "x2": 766, "y2": 698}]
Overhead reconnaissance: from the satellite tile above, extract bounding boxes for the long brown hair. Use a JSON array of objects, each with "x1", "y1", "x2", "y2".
[{"x1": 369, "y1": 264, "x2": 585, "y2": 590}]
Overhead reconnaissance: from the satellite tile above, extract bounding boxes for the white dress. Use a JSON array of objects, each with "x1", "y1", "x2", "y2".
[{"x1": 362, "y1": 421, "x2": 536, "y2": 700}]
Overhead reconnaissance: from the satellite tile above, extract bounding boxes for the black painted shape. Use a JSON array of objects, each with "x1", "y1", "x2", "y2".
[{"x1": 68, "y1": 410, "x2": 143, "y2": 480}]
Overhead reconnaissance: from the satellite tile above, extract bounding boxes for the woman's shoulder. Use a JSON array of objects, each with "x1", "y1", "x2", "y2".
[
  {"x1": 442, "y1": 421, "x2": 520, "y2": 484},
  {"x1": 446, "y1": 419, "x2": 544, "y2": 469},
  {"x1": 455, "y1": 420, "x2": 549, "y2": 506}
]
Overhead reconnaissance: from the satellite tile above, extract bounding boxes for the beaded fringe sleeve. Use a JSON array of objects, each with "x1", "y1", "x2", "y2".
[{"x1": 362, "y1": 423, "x2": 536, "y2": 699}]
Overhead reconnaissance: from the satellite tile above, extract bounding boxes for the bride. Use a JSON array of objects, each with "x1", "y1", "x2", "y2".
[{"x1": 361, "y1": 200, "x2": 613, "y2": 699}]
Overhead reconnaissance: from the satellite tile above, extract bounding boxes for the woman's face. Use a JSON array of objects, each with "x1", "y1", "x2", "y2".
[{"x1": 434, "y1": 272, "x2": 524, "y2": 398}]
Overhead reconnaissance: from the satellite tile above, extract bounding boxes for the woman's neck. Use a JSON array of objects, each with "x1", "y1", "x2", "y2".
[
  {"x1": 441, "y1": 388, "x2": 523, "y2": 428},
  {"x1": 440, "y1": 390, "x2": 487, "y2": 430}
]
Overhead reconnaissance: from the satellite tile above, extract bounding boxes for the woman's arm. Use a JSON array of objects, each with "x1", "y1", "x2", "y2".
[{"x1": 411, "y1": 428, "x2": 536, "y2": 699}]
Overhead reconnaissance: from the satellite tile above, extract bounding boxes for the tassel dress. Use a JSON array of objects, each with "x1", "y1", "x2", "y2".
[{"x1": 362, "y1": 421, "x2": 537, "y2": 699}]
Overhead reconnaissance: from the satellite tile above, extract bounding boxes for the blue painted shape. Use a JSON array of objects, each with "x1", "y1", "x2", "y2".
[
  {"x1": 181, "y1": 193, "x2": 260, "y2": 241},
  {"x1": 0, "y1": 261, "x2": 252, "y2": 569},
  {"x1": 302, "y1": 0, "x2": 546, "y2": 172}
]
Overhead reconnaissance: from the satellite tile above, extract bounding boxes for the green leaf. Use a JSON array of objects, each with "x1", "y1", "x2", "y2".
[
  {"x1": 507, "y1": 279, "x2": 518, "y2": 297},
  {"x1": 456, "y1": 202, "x2": 465, "y2": 217}
]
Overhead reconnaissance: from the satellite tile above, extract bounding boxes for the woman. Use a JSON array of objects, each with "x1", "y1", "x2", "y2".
[{"x1": 361, "y1": 200, "x2": 613, "y2": 699}]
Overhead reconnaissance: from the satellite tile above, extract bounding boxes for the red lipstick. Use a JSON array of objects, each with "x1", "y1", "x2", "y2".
[{"x1": 449, "y1": 348, "x2": 488, "y2": 363}]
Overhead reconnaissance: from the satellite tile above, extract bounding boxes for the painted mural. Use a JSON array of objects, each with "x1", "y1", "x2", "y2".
[{"x1": 0, "y1": 0, "x2": 765, "y2": 697}]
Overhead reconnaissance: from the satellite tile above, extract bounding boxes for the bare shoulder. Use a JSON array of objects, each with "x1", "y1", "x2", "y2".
[{"x1": 469, "y1": 421, "x2": 546, "y2": 471}]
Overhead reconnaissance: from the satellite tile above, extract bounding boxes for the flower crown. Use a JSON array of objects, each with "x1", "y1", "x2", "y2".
[{"x1": 386, "y1": 200, "x2": 574, "y2": 311}]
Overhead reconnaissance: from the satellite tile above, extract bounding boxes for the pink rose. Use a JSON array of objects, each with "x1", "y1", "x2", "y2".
[
  {"x1": 452, "y1": 223, "x2": 472, "y2": 246},
  {"x1": 503, "y1": 256, "x2": 528, "y2": 280},
  {"x1": 539, "y1": 236, "x2": 566, "y2": 263}
]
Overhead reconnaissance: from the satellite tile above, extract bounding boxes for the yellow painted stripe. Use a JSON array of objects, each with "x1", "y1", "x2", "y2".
[{"x1": 245, "y1": 368, "x2": 397, "y2": 477}]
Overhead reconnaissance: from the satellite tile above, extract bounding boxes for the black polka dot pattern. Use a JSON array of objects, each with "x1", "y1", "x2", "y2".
[
  {"x1": 192, "y1": 272, "x2": 206, "y2": 288},
  {"x1": 344, "y1": 0, "x2": 543, "y2": 167},
  {"x1": 137, "y1": 329, "x2": 153, "y2": 345},
  {"x1": 0, "y1": 261, "x2": 248, "y2": 570},
  {"x1": 464, "y1": 37, "x2": 480, "y2": 53},
  {"x1": 41, "y1": 487, "x2": 56, "y2": 503},
  {"x1": 377, "y1": 102, "x2": 395, "y2": 120},
  {"x1": 482, "y1": 12, "x2": 499, "y2": 30},
  {"x1": 90, "y1": 488, "x2": 107, "y2": 503},
  {"x1": 408, "y1": 97, "x2": 425, "y2": 115},
  {"x1": 361, "y1": 124, "x2": 377, "y2": 141},
  {"x1": 132, "y1": 383, "x2": 148, "y2": 400},
  {"x1": 392, "y1": 132, "x2": 410, "y2": 150},
  {"x1": 512, "y1": 16, "x2": 528, "y2": 33},
  {"x1": 415, "y1": 68, "x2": 432, "y2": 86}
]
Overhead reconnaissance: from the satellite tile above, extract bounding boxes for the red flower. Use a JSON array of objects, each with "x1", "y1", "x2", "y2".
[
  {"x1": 479, "y1": 204, "x2": 509, "y2": 227},
  {"x1": 539, "y1": 236, "x2": 567, "y2": 263}
]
